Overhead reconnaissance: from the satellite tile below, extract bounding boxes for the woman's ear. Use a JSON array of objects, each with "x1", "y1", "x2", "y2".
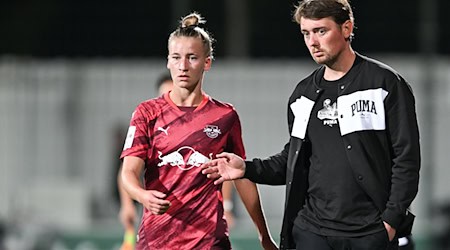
[{"x1": 204, "y1": 56, "x2": 212, "y2": 72}]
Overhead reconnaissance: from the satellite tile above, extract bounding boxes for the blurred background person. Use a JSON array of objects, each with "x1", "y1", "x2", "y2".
[{"x1": 155, "y1": 73, "x2": 173, "y2": 95}]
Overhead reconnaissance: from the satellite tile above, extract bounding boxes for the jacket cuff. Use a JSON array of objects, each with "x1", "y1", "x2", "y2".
[
  {"x1": 382, "y1": 208, "x2": 403, "y2": 230},
  {"x1": 243, "y1": 160, "x2": 255, "y2": 180}
]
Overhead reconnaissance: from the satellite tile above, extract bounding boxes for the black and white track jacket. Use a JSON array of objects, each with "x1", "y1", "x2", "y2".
[{"x1": 244, "y1": 53, "x2": 421, "y2": 249}]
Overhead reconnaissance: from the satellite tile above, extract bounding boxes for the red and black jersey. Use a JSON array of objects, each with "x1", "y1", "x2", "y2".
[{"x1": 121, "y1": 92, "x2": 245, "y2": 250}]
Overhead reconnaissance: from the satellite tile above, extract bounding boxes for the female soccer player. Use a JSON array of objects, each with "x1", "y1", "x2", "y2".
[{"x1": 120, "y1": 12, "x2": 277, "y2": 250}]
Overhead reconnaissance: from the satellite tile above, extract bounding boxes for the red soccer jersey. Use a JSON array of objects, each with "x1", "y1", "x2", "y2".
[{"x1": 121, "y1": 92, "x2": 245, "y2": 250}]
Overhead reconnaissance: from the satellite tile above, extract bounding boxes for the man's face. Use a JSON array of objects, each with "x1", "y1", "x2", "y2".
[
  {"x1": 167, "y1": 36, "x2": 211, "y2": 91},
  {"x1": 300, "y1": 17, "x2": 351, "y2": 66}
]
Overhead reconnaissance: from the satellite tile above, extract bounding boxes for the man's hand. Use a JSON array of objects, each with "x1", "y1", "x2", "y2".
[
  {"x1": 383, "y1": 221, "x2": 396, "y2": 241},
  {"x1": 201, "y1": 152, "x2": 246, "y2": 185}
]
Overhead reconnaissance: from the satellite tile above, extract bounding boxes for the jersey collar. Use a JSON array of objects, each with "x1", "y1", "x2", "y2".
[{"x1": 163, "y1": 91, "x2": 210, "y2": 112}]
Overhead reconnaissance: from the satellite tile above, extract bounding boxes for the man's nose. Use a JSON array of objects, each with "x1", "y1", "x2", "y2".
[{"x1": 306, "y1": 34, "x2": 318, "y2": 47}]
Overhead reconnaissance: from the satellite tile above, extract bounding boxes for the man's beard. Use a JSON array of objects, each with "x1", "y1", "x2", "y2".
[{"x1": 314, "y1": 50, "x2": 340, "y2": 68}]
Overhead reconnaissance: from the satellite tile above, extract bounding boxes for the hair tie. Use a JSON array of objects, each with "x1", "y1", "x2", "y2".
[{"x1": 181, "y1": 24, "x2": 199, "y2": 30}]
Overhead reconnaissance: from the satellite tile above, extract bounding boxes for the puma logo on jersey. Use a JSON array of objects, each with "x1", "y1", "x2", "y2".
[{"x1": 157, "y1": 126, "x2": 169, "y2": 135}]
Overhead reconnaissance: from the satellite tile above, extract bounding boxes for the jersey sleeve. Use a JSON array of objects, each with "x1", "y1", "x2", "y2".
[
  {"x1": 120, "y1": 104, "x2": 150, "y2": 160},
  {"x1": 225, "y1": 110, "x2": 246, "y2": 160}
]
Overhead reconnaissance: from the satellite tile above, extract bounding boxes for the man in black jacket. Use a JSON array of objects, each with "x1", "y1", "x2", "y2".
[{"x1": 202, "y1": 0, "x2": 420, "y2": 249}]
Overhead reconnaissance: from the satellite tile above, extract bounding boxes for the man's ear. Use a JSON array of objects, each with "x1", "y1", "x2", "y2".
[{"x1": 342, "y1": 20, "x2": 353, "y2": 40}]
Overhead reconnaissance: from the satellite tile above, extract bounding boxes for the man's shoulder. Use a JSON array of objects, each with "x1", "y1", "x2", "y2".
[{"x1": 357, "y1": 53, "x2": 402, "y2": 79}]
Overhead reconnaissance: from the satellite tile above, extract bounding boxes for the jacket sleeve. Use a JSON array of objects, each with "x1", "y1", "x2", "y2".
[
  {"x1": 243, "y1": 142, "x2": 289, "y2": 185},
  {"x1": 382, "y1": 74, "x2": 421, "y2": 229}
]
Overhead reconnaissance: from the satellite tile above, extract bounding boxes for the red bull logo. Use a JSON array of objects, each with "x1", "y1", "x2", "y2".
[
  {"x1": 203, "y1": 125, "x2": 221, "y2": 139},
  {"x1": 158, "y1": 146, "x2": 212, "y2": 170}
]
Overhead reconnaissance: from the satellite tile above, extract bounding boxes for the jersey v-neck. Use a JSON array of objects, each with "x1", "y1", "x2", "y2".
[{"x1": 163, "y1": 91, "x2": 210, "y2": 112}]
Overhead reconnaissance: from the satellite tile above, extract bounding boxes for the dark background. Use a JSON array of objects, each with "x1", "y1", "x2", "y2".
[{"x1": 0, "y1": 0, "x2": 447, "y2": 59}]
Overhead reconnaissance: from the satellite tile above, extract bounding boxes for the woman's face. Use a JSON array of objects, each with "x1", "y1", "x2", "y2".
[{"x1": 167, "y1": 36, "x2": 211, "y2": 91}]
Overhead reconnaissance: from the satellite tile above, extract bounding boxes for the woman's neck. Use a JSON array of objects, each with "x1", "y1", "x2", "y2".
[{"x1": 169, "y1": 88, "x2": 203, "y2": 107}]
